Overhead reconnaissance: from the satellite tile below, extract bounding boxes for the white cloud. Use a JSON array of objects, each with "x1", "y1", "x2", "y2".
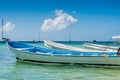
[
  {"x1": 0, "y1": 22, "x2": 15, "y2": 32},
  {"x1": 41, "y1": 10, "x2": 77, "y2": 32}
]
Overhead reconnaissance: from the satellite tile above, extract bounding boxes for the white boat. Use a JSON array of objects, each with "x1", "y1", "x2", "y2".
[
  {"x1": 7, "y1": 41, "x2": 120, "y2": 65},
  {"x1": 83, "y1": 43, "x2": 118, "y2": 52},
  {"x1": 44, "y1": 40, "x2": 115, "y2": 52},
  {"x1": 112, "y1": 36, "x2": 120, "y2": 43}
]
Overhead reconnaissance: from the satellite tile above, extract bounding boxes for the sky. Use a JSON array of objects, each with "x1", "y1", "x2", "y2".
[{"x1": 0, "y1": 0, "x2": 120, "y2": 41}]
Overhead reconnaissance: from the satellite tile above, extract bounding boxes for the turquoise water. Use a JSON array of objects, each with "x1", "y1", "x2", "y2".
[{"x1": 0, "y1": 42, "x2": 120, "y2": 80}]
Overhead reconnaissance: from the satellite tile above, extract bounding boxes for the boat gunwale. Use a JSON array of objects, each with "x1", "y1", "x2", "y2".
[{"x1": 8, "y1": 43, "x2": 119, "y2": 58}]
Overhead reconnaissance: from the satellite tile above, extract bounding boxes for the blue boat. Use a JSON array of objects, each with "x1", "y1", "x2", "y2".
[{"x1": 7, "y1": 41, "x2": 120, "y2": 65}]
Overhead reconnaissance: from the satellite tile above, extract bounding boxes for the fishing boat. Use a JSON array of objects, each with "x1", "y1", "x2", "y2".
[
  {"x1": 44, "y1": 40, "x2": 115, "y2": 52},
  {"x1": 7, "y1": 41, "x2": 120, "y2": 65},
  {"x1": 83, "y1": 43, "x2": 118, "y2": 52}
]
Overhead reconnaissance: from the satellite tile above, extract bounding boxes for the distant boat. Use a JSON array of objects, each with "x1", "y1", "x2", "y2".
[
  {"x1": 112, "y1": 36, "x2": 120, "y2": 43},
  {"x1": 29, "y1": 40, "x2": 40, "y2": 43},
  {"x1": 0, "y1": 18, "x2": 4, "y2": 42},
  {"x1": 83, "y1": 43, "x2": 118, "y2": 52},
  {"x1": 7, "y1": 41, "x2": 120, "y2": 66},
  {"x1": 29, "y1": 32, "x2": 41, "y2": 43},
  {"x1": 43, "y1": 40, "x2": 115, "y2": 52},
  {"x1": 83, "y1": 36, "x2": 120, "y2": 52},
  {"x1": 93, "y1": 40, "x2": 97, "y2": 42},
  {"x1": 0, "y1": 18, "x2": 9, "y2": 42},
  {"x1": 69, "y1": 32, "x2": 71, "y2": 42}
]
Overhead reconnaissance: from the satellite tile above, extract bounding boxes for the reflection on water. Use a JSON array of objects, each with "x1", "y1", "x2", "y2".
[{"x1": 0, "y1": 42, "x2": 120, "y2": 80}]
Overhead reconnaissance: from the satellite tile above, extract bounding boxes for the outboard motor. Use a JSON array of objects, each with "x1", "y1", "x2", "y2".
[{"x1": 117, "y1": 48, "x2": 120, "y2": 56}]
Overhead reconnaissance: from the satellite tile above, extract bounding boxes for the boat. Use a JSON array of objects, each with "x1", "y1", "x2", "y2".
[
  {"x1": 83, "y1": 43, "x2": 118, "y2": 52},
  {"x1": 29, "y1": 40, "x2": 40, "y2": 43},
  {"x1": 82, "y1": 36, "x2": 120, "y2": 52},
  {"x1": 0, "y1": 18, "x2": 5, "y2": 43},
  {"x1": 0, "y1": 18, "x2": 10, "y2": 42},
  {"x1": 112, "y1": 36, "x2": 120, "y2": 43},
  {"x1": 7, "y1": 41, "x2": 120, "y2": 65},
  {"x1": 44, "y1": 40, "x2": 115, "y2": 52}
]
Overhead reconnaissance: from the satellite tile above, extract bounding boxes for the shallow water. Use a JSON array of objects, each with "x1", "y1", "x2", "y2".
[{"x1": 0, "y1": 42, "x2": 120, "y2": 80}]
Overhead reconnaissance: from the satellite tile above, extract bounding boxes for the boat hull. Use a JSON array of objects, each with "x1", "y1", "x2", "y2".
[{"x1": 9, "y1": 46, "x2": 120, "y2": 65}]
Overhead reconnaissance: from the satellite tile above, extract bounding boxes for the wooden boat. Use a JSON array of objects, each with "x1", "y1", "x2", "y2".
[
  {"x1": 44, "y1": 40, "x2": 115, "y2": 52},
  {"x1": 83, "y1": 43, "x2": 118, "y2": 52},
  {"x1": 7, "y1": 41, "x2": 120, "y2": 65}
]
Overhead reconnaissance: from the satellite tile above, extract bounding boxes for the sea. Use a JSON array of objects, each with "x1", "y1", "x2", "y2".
[{"x1": 0, "y1": 41, "x2": 120, "y2": 80}]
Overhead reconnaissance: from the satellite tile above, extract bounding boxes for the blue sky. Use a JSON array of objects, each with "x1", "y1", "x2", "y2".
[{"x1": 0, "y1": 0, "x2": 120, "y2": 41}]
